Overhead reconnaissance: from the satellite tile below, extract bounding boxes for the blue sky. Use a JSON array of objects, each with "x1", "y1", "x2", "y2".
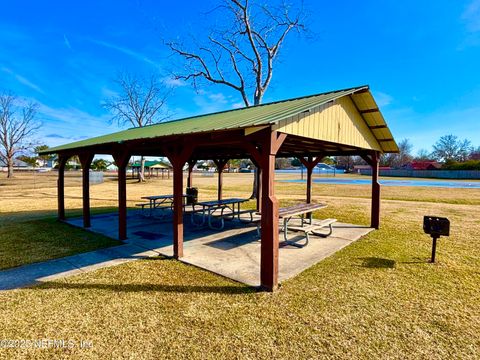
[{"x1": 1, "y1": 0, "x2": 479, "y2": 154}]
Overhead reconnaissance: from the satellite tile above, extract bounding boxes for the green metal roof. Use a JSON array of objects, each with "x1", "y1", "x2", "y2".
[{"x1": 40, "y1": 85, "x2": 397, "y2": 154}]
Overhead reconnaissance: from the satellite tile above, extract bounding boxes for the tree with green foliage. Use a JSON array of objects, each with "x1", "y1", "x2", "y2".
[
  {"x1": 35, "y1": 145, "x2": 54, "y2": 166},
  {"x1": 17, "y1": 155, "x2": 37, "y2": 167},
  {"x1": 290, "y1": 158, "x2": 302, "y2": 167},
  {"x1": 91, "y1": 159, "x2": 109, "y2": 171}
]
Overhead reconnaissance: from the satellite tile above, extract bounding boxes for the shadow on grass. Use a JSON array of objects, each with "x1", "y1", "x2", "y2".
[
  {"x1": 359, "y1": 257, "x2": 396, "y2": 268},
  {"x1": 0, "y1": 207, "x2": 120, "y2": 224},
  {"x1": 37, "y1": 281, "x2": 256, "y2": 294}
]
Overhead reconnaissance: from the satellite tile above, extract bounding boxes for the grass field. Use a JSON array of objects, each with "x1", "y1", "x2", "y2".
[{"x1": 0, "y1": 171, "x2": 479, "y2": 359}]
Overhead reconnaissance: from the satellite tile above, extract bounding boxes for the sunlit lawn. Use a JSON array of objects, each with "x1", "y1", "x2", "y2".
[
  {"x1": 0, "y1": 172, "x2": 479, "y2": 358},
  {"x1": 0, "y1": 218, "x2": 120, "y2": 270}
]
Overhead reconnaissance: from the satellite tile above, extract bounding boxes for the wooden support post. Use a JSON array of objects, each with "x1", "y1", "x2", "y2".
[
  {"x1": 113, "y1": 150, "x2": 130, "y2": 241},
  {"x1": 298, "y1": 155, "x2": 323, "y2": 209},
  {"x1": 260, "y1": 151, "x2": 278, "y2": 291},
  {"x1": 371, "y1": 151, "x2": 381, "y2": 229},
  {"x1": 187, "y1": 160, "x2": 196, "y2": 188},
  {"x1": 306, "y1": 156, "x2": 314, "y2": 204},
  {"x1": 260, "y1": 132, "x2": 286, "y2": 291},
  {"x1": 248, "y1": 156, "x2": 262, "y2": 212},
  {"x1": 165, "y1": 143, "x2": 194, "y2": 259},
  {"x1": 256, "y1": 167, "x2": 262, "y2": 212},
  {"x1": 57, "y1": 155, "x2": 68, "y2": 221},
  {"x1": 79, "y1": 153, "x2": 94, "y2": 228},
  {"x1": 213, "y1": 159, "x2": 228, "y2": 201},
  {"x1": 246, "y1": 130, "x2": 287, "y2": 291},
  {"x1": 361, "y1": 151, "x2": 381, "y2": 229},
  {"x1": 172, "y1": 162, "x2": 184, "y2": 257}
]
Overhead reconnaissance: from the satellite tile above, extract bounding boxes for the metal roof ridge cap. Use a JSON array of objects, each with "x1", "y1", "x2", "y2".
[
  {"x1": 134, "y1": 85, "x2": 370, "y2": 130},
  {"x1": 257, "y1": 87, "x2": 369, "y2": 126}
]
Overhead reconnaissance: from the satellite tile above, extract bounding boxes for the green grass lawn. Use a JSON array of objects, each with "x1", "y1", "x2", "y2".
[
  {"x1": 0, "y1": 174, "x2": 479, "y2": 358},
  {"x1": 0, "y1": 197, "x2": 479, "y2": 359},
  {"x1": 0, "y1": 218, "x2": 120, "y2": 270}
]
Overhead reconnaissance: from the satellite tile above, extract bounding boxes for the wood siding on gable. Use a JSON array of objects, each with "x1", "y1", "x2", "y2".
[{"x1": 273, "y1": 96, "x2": 382, "y2": 151}]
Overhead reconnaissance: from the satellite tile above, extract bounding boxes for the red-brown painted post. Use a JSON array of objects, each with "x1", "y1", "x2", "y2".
[
  {"x1": 172, "y1": 160, "x2": 185, "y2": 258},
  {"x1": 306, "y1": 156, "x2": 313, "y2": 204},
  {"x1": 371, "y1": 151, "x2": 381, "y2": 229},
  {"x1": 298, "y1": 156, "x2": 322, "y2": 216},
  {"x1": 57, "y1": 155, "x2": 68, "y2": 221},
  {"x1": 213, "y1": 159, "x2": 228, "y2": 201},
  {"x1": 79, "y1": 153, "x2": 94, "y2": 228},
  {"x1": 113, "y1": 150, "x2": 130, "y2": 240},
  {"x1": 187, "y1": 160, "x2": 196, "y2": 188},
  {"x1": 165, "y1": 143, "x2": 194, "y2": 259},
  {"x1": 258, "y1": 131, "x2": 286, "y2": 291},
  {"x1": 256, "y1": 167, "x2": 262, "y2": 212}
]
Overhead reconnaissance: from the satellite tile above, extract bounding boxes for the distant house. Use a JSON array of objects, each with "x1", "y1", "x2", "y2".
[
  {"x1": 403, "y1": 161, "x2": 441, "y2": 170},
  {"x1": 353, "y1": 164, "x2": 371, "y2": 174},
  {"x1": 470, "y1": 152, "x2": 480, "y2": 161},
  {"x1": 353, "y1": 164, "x2": 392, "y2": 174},
  {"x1": 0, "y1": 159, "x2": 29, "y2": 172}
]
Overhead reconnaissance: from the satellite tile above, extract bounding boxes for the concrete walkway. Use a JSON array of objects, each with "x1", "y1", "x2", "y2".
[
  {"x1": 0, "y1": 211, "x2": 372, "y2": 290},
  {"x1": 0, "y1": 242, "x2": 163, "y2": 291}
]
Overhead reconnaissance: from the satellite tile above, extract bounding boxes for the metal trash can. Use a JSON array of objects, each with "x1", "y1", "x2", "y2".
[{"x1": 186, "y1": 187, "x2": 198, "y2": 205}]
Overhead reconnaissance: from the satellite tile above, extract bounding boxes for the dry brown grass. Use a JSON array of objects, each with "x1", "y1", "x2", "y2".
[{"x1": 0, "y1": 171, "x2": 479, "y2": 359}]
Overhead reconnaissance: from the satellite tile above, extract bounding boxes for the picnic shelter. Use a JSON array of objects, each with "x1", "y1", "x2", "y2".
[{"x1": 40, "y1": 85, "x2": 398, "y2": 291}]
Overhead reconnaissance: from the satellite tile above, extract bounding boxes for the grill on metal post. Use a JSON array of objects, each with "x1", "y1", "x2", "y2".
[{"x1": 423, "y1": 216, "x2": 450, "y2": 263}]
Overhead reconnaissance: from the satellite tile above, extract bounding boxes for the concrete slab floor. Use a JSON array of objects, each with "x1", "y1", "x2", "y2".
[{"x1": 66, "y1": 210, "x2": 373, "y2": 287}]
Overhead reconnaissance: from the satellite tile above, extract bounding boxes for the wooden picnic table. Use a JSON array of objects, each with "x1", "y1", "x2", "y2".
[
  {"x1": 279, "y1": 203, "x2": 327, "y2": 219},
  {"x1": 191, "y1": 198, "x2": 251, "y2": 230},
  {"x1": 140, "y1": 194, "x2": 190, "y2": 217},
  {"x1": 257, "y1": 203, "x2": 335, "y2": 247}
]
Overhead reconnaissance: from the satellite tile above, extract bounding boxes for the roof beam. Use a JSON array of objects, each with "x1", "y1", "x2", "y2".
[
  {"x1": 378, "y1": 138, "x2": 394, "y2": 142},
  {"x1": 369, "y1": 125, "x2": 388, "y2": 130},
  {"x1": 360, "y1": 108, "x2": 379, "y2": 114}
]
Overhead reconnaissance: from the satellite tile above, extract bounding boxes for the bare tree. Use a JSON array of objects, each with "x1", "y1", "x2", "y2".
[
  {"x1": 381, "y1": 138, "x2": 413, "y2": 168},
  {"x1": 414, "y1": 148, "x2": 431, "y2": 161},
  {"x1": 167, "y1": 0, "x2": 308, "y2": 195},
  {"x1": 0, "y1": 91, "x2": 40, "y2": 178},
  {"x1": 167, "y1": 0, "x2": 307, "y2": 106},
  {"x1": 103, "y1": 72, "x2": 170, "y2": 181},
  {"x1": 431, "y1": 135, "x2": 472, "y2": 163}
]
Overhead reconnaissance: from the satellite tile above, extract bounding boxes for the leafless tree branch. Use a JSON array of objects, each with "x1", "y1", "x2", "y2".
[
  {"x1": 166, "y1": 0, "x2": 307, "y2": 107},
  {"x1": 102, "y1": 72, "x2": 171, "y2": 128},
  {"x1": 0, "y1": 91, "x2": 40, "y2": 177},
  {"x1": 102, "y1": 72, "x2": 171, "y2": 181}
]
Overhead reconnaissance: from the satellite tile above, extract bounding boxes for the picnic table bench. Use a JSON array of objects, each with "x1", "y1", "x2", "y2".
[{"x1": 255, "y1": 203, "x2": 336, "y2": 247}]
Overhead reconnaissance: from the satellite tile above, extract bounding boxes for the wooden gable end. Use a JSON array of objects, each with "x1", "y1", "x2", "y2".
[{"x1": 272, "y1": 96, "x2": 382, "y2": 151}]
